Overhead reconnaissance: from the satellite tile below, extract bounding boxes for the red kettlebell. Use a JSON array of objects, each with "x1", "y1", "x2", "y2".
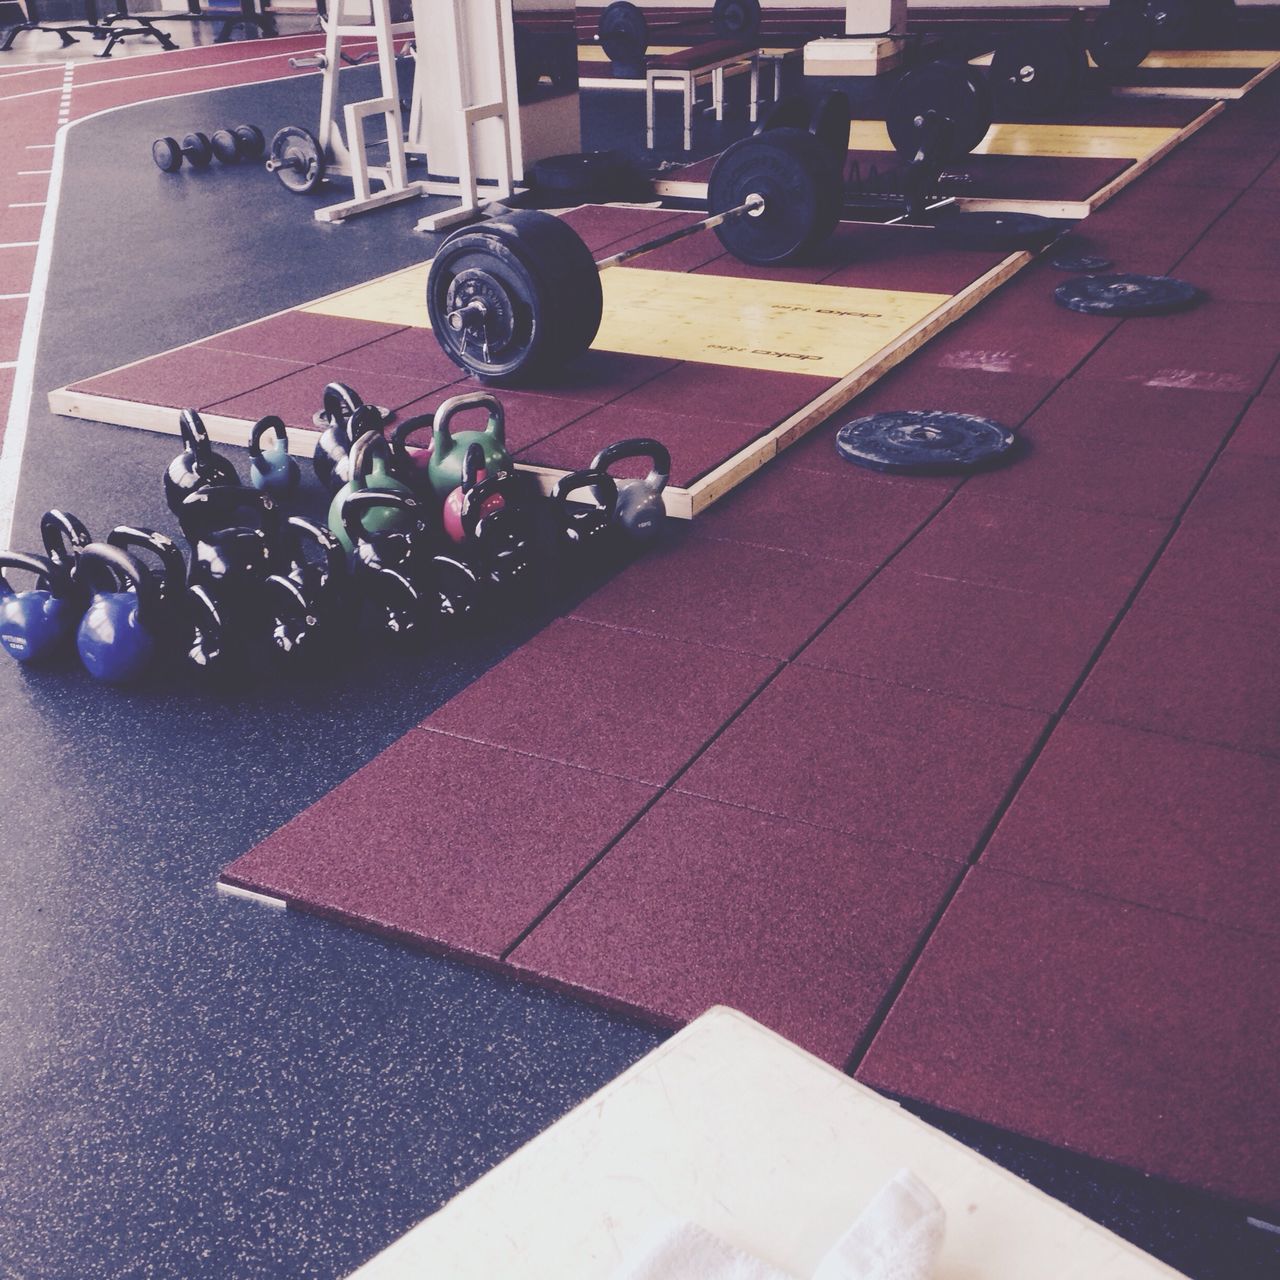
[{"x1": 442, "y1": 443, "x2": 506, "y2": 545}]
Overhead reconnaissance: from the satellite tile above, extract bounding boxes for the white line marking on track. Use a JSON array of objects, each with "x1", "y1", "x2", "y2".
[
  {"x1": 0, "y1": 294, "x2": 32, "y2": 301},
  {"x1": 0, "y1": 242, "x2": 40, "y2": 249},
  {"x1": 17, "y1": 170, "x2": 53, "y2": 176},
  {"x1": 26, "y1": 144, "x2": 55, "y2": 150},
  {"x1": 0, "y1": 361, "x2": 16, "y2": 371},
  {"x1": 8, "y1": 203, "x2": 47, "y2": 209}
]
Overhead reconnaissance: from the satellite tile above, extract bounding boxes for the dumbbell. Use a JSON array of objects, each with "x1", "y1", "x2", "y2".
[
  {"x1": 152, "y1": 132, "x2": 214, "y2": 173},
  {"x1": 210, "y1": 123, "x2": 267, "y2": 165}
]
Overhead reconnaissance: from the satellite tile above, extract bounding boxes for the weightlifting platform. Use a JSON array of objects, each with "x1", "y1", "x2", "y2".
[
  {"x1": 47, "y1": 205, "x2": 1032, "y2": 519},
  {"x1": 656, "y1": 106, "x2": 1228, "y2": 218}
]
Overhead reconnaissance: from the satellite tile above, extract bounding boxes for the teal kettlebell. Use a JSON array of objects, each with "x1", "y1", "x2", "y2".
[
  {"x1": 425, "y1": 391, "x2": 512, "y2": 502},
  {"x1": 328, "y1": 430, "x2": 416, "y2": 554},
  {"x1": 248, "y1": 415, "x2": 301, "y2": 497}
]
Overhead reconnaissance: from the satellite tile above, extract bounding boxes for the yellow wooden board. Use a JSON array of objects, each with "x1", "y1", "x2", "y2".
[
  {"x1": 1110, "y1": 49, "x2": 1280, "y2": 69},
  {"x1": 847, "y1": 119, "x2": 1178, "y2": 160},
  {"x1": 303, "y1": 261, "x2": 949, "y2": 379}
]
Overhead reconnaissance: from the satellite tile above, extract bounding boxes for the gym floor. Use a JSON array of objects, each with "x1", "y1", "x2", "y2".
[{"x1": 0, "y1": 13, "x2": 1277, "y2": 1280}]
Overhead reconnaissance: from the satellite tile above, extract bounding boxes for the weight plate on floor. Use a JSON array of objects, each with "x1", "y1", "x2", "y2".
[
  {"x1": 753, "y1": 94, "x2": 809, "y2": 135},
  {"x1": 809, "y1": 89, "x2": 851, "y2": 166},
  {"x1": 713, "y1": 0, "x2": 761, "y2": 40},
  {"x1": 933, "y1": 208, "x2": 1069, "y2": 250},
  {"x1": 1088, "y1": 6, "x2": 1152, "y2": 72},
  {"x1": 990, "y1": 30, "x2": 1082, "y2": 115},
  {"x1": 599, "y1": 0, "x2": 647, "y2": 68},
  {"x1": 182, "y1": 131, "x2": 213, "y2": 169},
  {"x1": 152, "y1": 136, "x2": 182, "y2": 172},
  {"x1": 835, "y1": 411, "x2": 1019, "y2": 474},
  {"x1": 233, "y1": 123, "x2": 266, "y2": 160},
  {"x1": 531, "y1": 150, "x2": 629, "y2": 200},
  {"x1": 708, "y1": 128, "x2": 843, "y2": 266},
  {"x1": 269, "y1": 125, "x2": 325, "y2": 194},
  {"x1": 1050, "y1": 252, "x2": 1114, "y2": 271},
  {"x1": 886, "y1": 61, "x2": 993, "y2": 165},
  {"x1": 1054, "y1": 272, "x2": 1201, "y2": 315}
]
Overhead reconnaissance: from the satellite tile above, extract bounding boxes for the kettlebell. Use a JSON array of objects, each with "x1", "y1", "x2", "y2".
[
  {"x1": 328, "y1": 431, "x2": 416, "y2": 555},
  {"x1": 164, "y1": 409, "x2": 239, "y2": 517},
  {"x1": 340, "y1": 490, "x2": 433, "y2": 644},
  {"x1": 248, "y1": 415, "x2": 301, "y2": 497},
  {"x1": 261, "y1": 517, "x2": 349, "y2": 664},
  {"x1": 75, "y1": 543, "x2": 160, "y2": 684},
  {"x1": 589, "y1": 438, "x2": 671, "y2": 542},
  {"x1": 178, "y1": 486, "x2": 283, "y2": 627},
  {"x1": 443, "y1": 443, "x2": 510, "y2": 545},
  {"x1": 313, "y1": 383, "x2": 362, "y2": 491},
  {"x1": 426, "y1": 391, "x2": 512, "y2": 501},
  {"x1": 467, "y1": 504, "x2": 537, "y2": 599},
  {"x1": 552, "y1": 468, "x2": 619, "y2": 559},
  {"x1": 107, "y1": 526, "x2": 191, "y2": 647},
  {"x1": 388, "y1": 411, "x2": 436, "y2": 493},
  {"x1": 0, "y1": 551, "x2": 80, "y2": 664}
]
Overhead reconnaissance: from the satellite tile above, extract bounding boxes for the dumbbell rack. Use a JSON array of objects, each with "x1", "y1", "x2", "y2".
[{"x1": 302, "y1": 0, "x2": 428, "y2": 223}]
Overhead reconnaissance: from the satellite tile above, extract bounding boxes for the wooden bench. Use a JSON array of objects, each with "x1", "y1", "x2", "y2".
[{"x1": 645, "y1": 38, "x2": 763, "y2": 152}]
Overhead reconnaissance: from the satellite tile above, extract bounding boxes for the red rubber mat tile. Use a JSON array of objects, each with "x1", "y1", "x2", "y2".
[
  {"x1": 915, "y1": 284, "x2": 1119, "y2": 381},
  {"x1": 201, "y1": 311, "x2": 404, "y2": 365},
  {"x1": 1257, "y1": 155, "x2": 1280, "y2": 189},
  {"x1": 1180, "y1": 452, "x2": 1280, "y2": 536},
  {"x1": 1176, "y1": 234, "x2": 1280, "y2": 274},
  {"x1": 1263, "y1": 363, "x2": 1280, "y2": 398},
  {"x1": 518, "y1": 402, "x2": 768, "y2": 489},
  {"x1": 676, "y1": 664, "x2": 1046, "y2": 857},
  {"x1": 1139, "y1": 522, "x2": 1280, "y2": 624},
  {"x1": 220, "y1": 731, "x2": 655, "y2": 961},
  {"x1": 1019, "y1": 378, "x2": 1248, "y2": 456},
  {"x1": 857, "y1": 868, "x2": 1280, "y2": 1211},
  {"x1": 798, "y1": 570, "x2": 1115, "y2": 713},
  {"x1": 319, "y1": 322, "x2": 463, "y2": 386},
  {"x1": 558, "y1": 205, "x2": 688, "y2": 253},
  {"x1": 1145, "y1": 145, "x2": 1273, "y2": 188},
  {"x1": 204, "y1": 364, "x2": 434, "y2": 432},
  {"x1": 1071, "y1": 598, "x2": 1280, "y2": 756},
  {"x1": 1073, "y1": 327, "x2": 1275, "y2": 397},
  {"x1": 66, "y1": 344, "x2": 306, "y2": 408},
  {"x1": 0, "y1": 297, "x2": 23, "y2": 364},
  {"x1": 1087, "y1": 180, "x2": 1237, "y2": 230},
  {"x1": 0, "y1": 244, "x2": 35, "y2": 294},
  {"x1": 696, "y1": 463, "x2": 950, "y2": 564},
  {"x1": 812, "y1": 223, "x2": 1009, "y2": 297},
  {"x1": 892, "y1": 493, "x2": 1167, "y2": 607},
  {"x1": 983, "y1": 719, "x2": 1280, "y2": 937},
  {"x1": 571, "y1": 531, "x2": 874, "y2": 658},
  {"x1": 1228, "y1": 398, "x2": 1280, "y2": 456},
  {"x1": 421, "y1": 618, "x2": 778, "y2": 787},
  {"x1": 515, "y1": 349, "x2": 681, "y2": 405},
  {"x1": 1117, "y1": 298, "x2": 1280, "y2": 350},
  {"x1": 977, "y1": 433, "x2": 1205, "y2": 519},
  {"x1": 509, "y1": 791, "x2": 961, "y2": 1065},
  {"x1": 1163, "y1": 260, "x2": 1280, "y2": 304},
  {"x1": 619, "y1": 360, "x2": 834, "y2": 427}
]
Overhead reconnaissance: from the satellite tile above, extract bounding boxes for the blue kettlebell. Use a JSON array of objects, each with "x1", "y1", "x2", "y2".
[
  {"x1": 248, "y1": 415, "x2": 301, "y2": 497},
  {"x1": 75, "y1": 543, "x2": 160, "y2": 684},
  {"x1": 0, "y1": 551, "x2": 81, "y2": 664},
  {"x1": 426, "y1": 391, "x2": 512, "y2": 501}
]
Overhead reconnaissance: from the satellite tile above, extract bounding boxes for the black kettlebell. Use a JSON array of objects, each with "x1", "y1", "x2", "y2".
[
  {"x1": 339, "y1": 490, "x2": 437, "y2": 643},
  {"x1": 552, "y1": 468, "x2": 619, "y2": 560},
  {"x1": 467, "y1": 504, "x2": 538, "y2": 599},
  {"x1": 261, "y1": 517, "x2": 349, "y2": 664},
  {"x1": 165, "y1": 409, "x2": 240, "y2": 517},
  {"x1": 314, "y1": 384, "x2": 381, "y2": 493},
  {"x1": 40, "y1": 509, "x2": 93, "y2": 605},
  {"x1": 178, "y1": 486, "x2": 283, "y2": 632},
  {"x1": 589, "y1": 438, "x2": 671, "y2": 542}
]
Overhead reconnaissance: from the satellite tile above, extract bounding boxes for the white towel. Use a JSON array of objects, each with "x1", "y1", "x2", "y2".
[{"x1": 611, "y1": 1169, "x2": 945, "y2": 1280}]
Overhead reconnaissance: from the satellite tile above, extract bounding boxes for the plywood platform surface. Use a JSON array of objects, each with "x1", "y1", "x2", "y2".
[{"x1": 50, "y1": 205, "x2": 1029, "y2": 519}]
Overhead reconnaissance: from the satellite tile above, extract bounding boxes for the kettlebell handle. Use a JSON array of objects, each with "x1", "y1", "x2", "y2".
[
  {"x1": 389, "y1": 411, "x2": 434, "y2": 458},
  {"x1": 107, "y1": 526, "x2": 187, "y2": 593},
  {"x1": 41, "y1": 509, "x2": 91, "y2": 564},
  {"x1": 348, "y1": 430, "x2": 394, "y2": 488},
  {"x1": 286, "y1": 516, "x2": 346, "y2": 582},
  {"x1": 249, "y1": 415, "x2": 289, "y2": 462},
  {"x1": 322, "y1": 382, "x2": 365, "y2": 427},
  {"x1": 339, "y1": 489, "x2": 421, "y2": 546},
  {"x1": 552, "y1": 468, "x2": 619, "y2": 515},
  {"x1": 78, "y1": 542, "x2": 159, "y2": 615},
  {"x1": 431, "y1": 391, "x2": 504, "y2": 453},
  {"x1": 590, "y1": 438, "x2": 671, "y2": 491},
  {"x1": 0, "y1": 550, "x2": 56, "y2": 596},
  {"x1": 179, "y1": 409, "x2": 215, "y2": 458},
  {"x1": 461, "y1": 442, "x2": 487, "y2": 490}
]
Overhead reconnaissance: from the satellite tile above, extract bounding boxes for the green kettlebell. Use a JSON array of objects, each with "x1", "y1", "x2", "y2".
[
  {"x1": 426, "y1": 391, "x2": 512, "y2": 501},
  {"x1": 328, "y1": 431, "x2": 415, "y2": 554}
]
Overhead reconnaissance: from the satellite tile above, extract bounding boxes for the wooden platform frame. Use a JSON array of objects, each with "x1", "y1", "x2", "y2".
[
  {"x1": 46, "y1": 224, "x2": 1033, "y2": 522},
  {"x1": 653, "y1": 101, "x2": 1226, "y2": 219}
]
